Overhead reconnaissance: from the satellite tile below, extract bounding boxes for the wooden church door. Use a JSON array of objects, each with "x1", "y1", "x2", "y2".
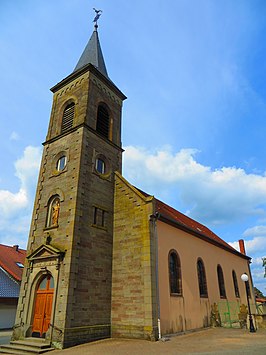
[{"x1": 32, "y1": 275, "x2": 54, "y2": 337}]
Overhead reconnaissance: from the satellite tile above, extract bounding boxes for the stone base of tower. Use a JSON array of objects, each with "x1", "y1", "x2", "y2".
[
  {"x1": 11, "y1": 323, "x2": 111, "y2": 350},
  {"x1": 61, "y1": 325, "x2": 111, "y2": 348}
]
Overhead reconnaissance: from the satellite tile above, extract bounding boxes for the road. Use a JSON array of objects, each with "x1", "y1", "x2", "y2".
[
  {"x1": 1, "y1": 328, "x2": 266, "y2": 354},
  {"x1": 54, "y1": 328, "x2": 266, "y2": 354}
]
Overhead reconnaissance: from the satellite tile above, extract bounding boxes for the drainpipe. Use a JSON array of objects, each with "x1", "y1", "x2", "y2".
[{"x1": 150, "y1": 212, "x2": 161, "y2": 340}]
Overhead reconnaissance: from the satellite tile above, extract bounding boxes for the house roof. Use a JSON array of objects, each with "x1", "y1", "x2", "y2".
[
  {"x1": 0, "y1": 244, "x2": 26, "y2": 282},
  {"x1": 0, "y1": 268, "x2": 20, "y2": 298},
  {"x1": 136, "y1": 187, "x2": 249, "y2": 259},
  {"x1": 256, "y1": 297, "x2": 266, "y2": 303}
]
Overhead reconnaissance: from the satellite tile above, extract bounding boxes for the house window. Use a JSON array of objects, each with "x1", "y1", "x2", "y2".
[
  {"x1": 197, "y1": 258, "x2": 208, "y2": 297},
  {"x1": 57, "y1": 156, "x2": 67, "y2": 171},
  {"x1": 93, "y1": 207, "x2": 106, "y2": 228},
  {"x1": 46, "y1": 195, "x2": 60, "y2": 227},
  {"x1": 96, "y1": 105, "x2": 109, "y2": 139},
  {"x1": 95, "y1": 158, "x2": 105, "y2": 174},
  {"x1": 232, "y1": 270, "x2": 240, "y2": 298},
  {"x1": 217, "y1": 265, "x2": 226, "y2": 298},
  {"x1": 61, "y1": 102, "x2": 75, "y2": 133},
  {"x1": 16, "y1": 262, "x2": 24, "y2": 268},
  {"x1": 169, "y1": 250, "x2": 182, "y2": 295}
]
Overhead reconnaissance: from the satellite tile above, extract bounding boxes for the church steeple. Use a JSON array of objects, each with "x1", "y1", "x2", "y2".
[
  {"x1": 73, "y1": 24, "x2": 108, "y2": 78},
  {"x1": 13, "y1": 10, "x2": 126, "y2": 348}
]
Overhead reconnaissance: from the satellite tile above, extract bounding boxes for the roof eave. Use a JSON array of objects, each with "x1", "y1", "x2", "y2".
[{"x1": 0, "y1": 265, "x2": 21, "y2": 283}]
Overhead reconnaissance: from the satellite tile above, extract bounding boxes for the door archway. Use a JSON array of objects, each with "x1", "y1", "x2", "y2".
[{"x1": 32, "y1": 274, "x2": 54, "y2": 338}]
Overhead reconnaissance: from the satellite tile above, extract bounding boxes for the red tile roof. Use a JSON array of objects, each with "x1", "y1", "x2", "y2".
[
  {"x1": 136, "y1": 186, "x2": 248, "y2": 259},
  {"x1": 156, "y1": 198, "x2": 238, "y2": 251},
  {"x1": 0, "y1": 244, "x2": 26, "y2": 281},
  {"x1": 256, "y1": 297, "x2": 266, "y2": 303}
]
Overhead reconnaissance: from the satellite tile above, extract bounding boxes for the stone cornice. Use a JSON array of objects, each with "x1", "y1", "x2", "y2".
[{"x1": 50, "y1": 63, "x2": 127, "y2": 101}]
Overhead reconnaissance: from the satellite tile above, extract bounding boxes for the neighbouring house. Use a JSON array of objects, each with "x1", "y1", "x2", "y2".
[
  {"x1": 0, "y1": 244, "x2": 26, "y2": 329},
  {"x1": 256, "y1": 297, "x2": 266, "y2": 315}
]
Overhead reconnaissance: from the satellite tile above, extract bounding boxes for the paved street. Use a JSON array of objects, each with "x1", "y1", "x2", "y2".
[
  {"x1": 54, "y1": 328, "x2": 266, "y2": 354},
  {"x1": 1, "y1": 328, "x2": 266, "y2": 354}
]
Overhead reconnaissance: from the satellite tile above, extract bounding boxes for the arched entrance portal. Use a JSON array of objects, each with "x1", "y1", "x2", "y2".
[{"x1": 32, "y1": 274, "x2": 54, "y2": 338}]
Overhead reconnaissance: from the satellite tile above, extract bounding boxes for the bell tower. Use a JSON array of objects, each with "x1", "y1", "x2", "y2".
[{"x1": 13, "y1": 19, "x2": 126, "y2": 349}]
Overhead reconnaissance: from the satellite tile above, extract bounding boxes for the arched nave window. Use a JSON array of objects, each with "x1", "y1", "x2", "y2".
[
  {"x1": 232, "y1": 270, "x2": 240, "y2": 298},
  {"x1": 217, "y1": 265, "x2": 226, "y2": 298},
  {"x1": 169, "y1": 250, "x2": 182, "y2": 295},
  {"x1": 197, "y1": 258, "x2": 208, "y2": 297}
]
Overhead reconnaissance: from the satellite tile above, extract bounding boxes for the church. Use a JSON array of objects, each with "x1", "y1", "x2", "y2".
[{"x1": 9, "y1": 18, "x2": 254, "y2": 350}]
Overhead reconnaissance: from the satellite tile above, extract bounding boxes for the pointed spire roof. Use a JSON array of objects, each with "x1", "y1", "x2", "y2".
[{"x1": 73, "y1": 24, "x2": 108, "y2": 78}]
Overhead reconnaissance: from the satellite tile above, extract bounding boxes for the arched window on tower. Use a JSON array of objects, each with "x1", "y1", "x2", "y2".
[
  {"x1": 96, "y1": 104, "x2": 109, "y2": 139},
  {"x1": 169, "y1": 250, "x2": 182, "y2": 295},
  {"x1": 46, "y1": 195, "x2": 60, "y2": 228},
  {"x1": 197, "y1": 258, "x2": 208, "y2": 297},
  {"x1": 217, "y1": 265, "x2": 226, "y2": 298},
  {"x1": 232, "y1": 270, "x2": 240, "y2": 298},
  {"x1": 61, "y1": 102, "x2": 75, "y2": 133}
]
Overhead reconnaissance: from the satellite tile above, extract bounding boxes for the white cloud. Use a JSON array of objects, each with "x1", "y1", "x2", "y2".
[
  {"x1": 229, "y1": 237, "x2": 266, "y2": 257},
  {"x1": 123, "y1": 146, "x2": 266, "y2": 225},
  {"x1": 243, "y1": 226, "x2": 266, "y2": 237},
  {"x1": 15, "y1": 145, "x2": 41, "y2": 194},
  {"x1": 0, "y1": 146, "x2": 41, "y2": 247},
  {"x1": 229, "y1": 224, "x2": 266, "y2": 260},
  {"x1": 9, "y1": 131, "x2": 19, "y2": 141},
  {"x1": 0, "y1": 188, "x2": 27, "y2": 216},
  {"x1": 251, "y1": 257, "x2": 266, "y2": 267}
]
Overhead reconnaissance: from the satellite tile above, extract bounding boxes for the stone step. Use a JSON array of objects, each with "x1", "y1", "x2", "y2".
[
  {"x1": 20, "y1": 338, "x2": 49, "y2": 343},
  {"x1": 0, "y1": 347, "x2": 54, "y2": 354},
  {"x1": 10, "y1": 340, "x2": 51, "y2": 349},
  {"x1": 0, "y1": 340, "x2": 54, "y2": 354}
]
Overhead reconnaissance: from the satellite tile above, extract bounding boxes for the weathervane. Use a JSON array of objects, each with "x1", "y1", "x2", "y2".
[{"x1": 93, "y1": 8, "x2": 102, "y2": 29}]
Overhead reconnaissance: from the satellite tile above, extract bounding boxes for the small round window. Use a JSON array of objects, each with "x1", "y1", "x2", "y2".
[
  {"x1": 57, "y1": 156, "x2": 67, "y2": 171},
  {"x1": 95, "y1": 158, "x2": 105, "y2": 174}
]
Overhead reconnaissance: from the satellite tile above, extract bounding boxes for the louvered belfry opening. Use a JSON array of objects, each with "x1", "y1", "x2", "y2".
[
  {"x1": 61, "y1": 102, "x2": 75, "y2": 133},
  {"x1": 96, "y1": 105, "x2": 109, "y2": 139}
]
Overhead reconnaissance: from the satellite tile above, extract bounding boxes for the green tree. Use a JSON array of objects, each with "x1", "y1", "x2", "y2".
[{"x1": 263, "y1": 258, "x2": 266, "y2": 278}]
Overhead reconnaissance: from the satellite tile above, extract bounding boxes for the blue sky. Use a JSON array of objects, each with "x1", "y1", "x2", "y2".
[{"x1": 1, "y1": 0, "x2": 266, "y2": 293}]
